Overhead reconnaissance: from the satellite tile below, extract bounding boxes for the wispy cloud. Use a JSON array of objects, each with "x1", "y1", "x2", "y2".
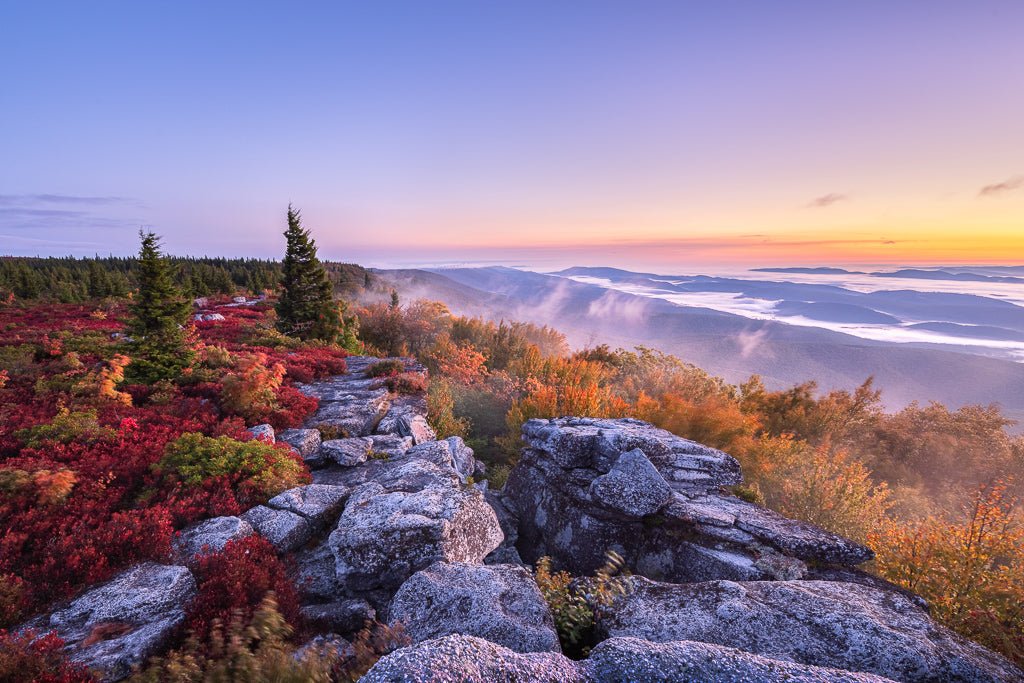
[
  {"x1": 807, "y1": 193, "x2": 848, "y2": 208},
  {"x1": 978, "y1": 176, "x2": 1024, "y2": 197},
  {"x1": 0, "y1": 193, "x2": 133, "y2": 207}
]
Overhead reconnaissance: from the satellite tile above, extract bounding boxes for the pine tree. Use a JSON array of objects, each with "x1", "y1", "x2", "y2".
[
  {"x1": 275, "y1": 205, "x2": 342, "y2": 342},
  {"x1": 127, "y1": 231, "x2": 195, "y2": 383}
]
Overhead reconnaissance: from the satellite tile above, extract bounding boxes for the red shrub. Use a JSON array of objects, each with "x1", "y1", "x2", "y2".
[
  {"x1": 185, "y1": 536, "x2": 301, "y2": 641},
  {"x1": 0, "y1": 629, "x2": 95, "y2": 683}
]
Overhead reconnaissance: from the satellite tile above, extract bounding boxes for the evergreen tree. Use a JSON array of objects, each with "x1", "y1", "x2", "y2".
[
  {"x1": 390, "y1": 289, "x2": 400, "y2": 309},
  {"x1": 275, "y1": 205, "x2": 342, "y2": 342},
  {"x1": 126, "y1": 231, "x2": 195, "y2": 383}
]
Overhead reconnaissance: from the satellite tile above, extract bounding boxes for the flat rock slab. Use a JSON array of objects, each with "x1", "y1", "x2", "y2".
[
  {"x1": 241, "y1": 505, "x2": 313, "y2": 553},
  {"x1": 45, "y1": 562, "x2": 196, "y2": 681},
  {"x1": 171, "y1": 516, "x2": 254, "y2": 563},
  {"x1": 322, "y1": 437, "x2": 373, "y2": 466},
  {"x1": 389, "y1": 562, "x2": 560, "y2": 653},
  {"x1": 598, "y1": 576, "x2": 1024, "y2": 683},
  {"x1": 267, "y1": 484, "x2": 349, "y2": 525}
]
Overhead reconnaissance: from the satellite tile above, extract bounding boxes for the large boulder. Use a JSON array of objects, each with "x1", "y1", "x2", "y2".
[
  {"x1": 360, "y1": 634, "x2": 584, "y2": 683},
  {"x1": 597, "y1": 576, "x2": 1024, "y2": 683},
  {"x1": 583, "y1": 637, "x2": 898, "y2": 683},
  {"x1": 171, "y1": 515, "x2": 253, "y2": 563},
  {"x1": 388, "y1": 562, "x2": 560, "y2": 653},
  {"x1": 329, "y1": 461, "x2": 503, "y2": 594},
  {"x1": 43, "y1": 563, "x2": 196, "y2": 681},
  {"x1": 322, "y1": 437, "x2": 373, "y2": 466}
]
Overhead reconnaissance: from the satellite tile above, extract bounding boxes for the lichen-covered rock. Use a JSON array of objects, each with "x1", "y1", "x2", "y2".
[
  {"x1": 589, "y1": 448, "x2": 672, "y2": 517},
  {"x1": 404, "y1": 437, "x2": 478, "y2": 481},
  {"x1": 241, "y1": 505, "x2": 313, "y2": 553},
  {"x1": 329, "y1": 463, "x2": 503, "y2": 593},
  {"x1": 583, "y1": 637, "x2": 898, "y2": 683},
  {"x1": 360, "y1": 635, "x2": 584, "y2": 683},
  {"x1": 377, "y1": 397, "x2": 436, "y2": 445},
  {"x1": 171, "y1": 516, "x2": 253, "y2": 563},
  {"x1": 267, "y1": 484, "x2": 348, "y2": 526},
  {"x1": 597, "y1": 576, "x2": 1024, "y2": 683},
  {"x1": 388, "y1": 562, "x2": 559, "y2": 653},
  {"x1": 322, "y1": 437, "x2": 373, "y2": 466},
  {"x1": 246, "y1": 423, "x2": 275, "y2": 442},
  {"x1": 44, "y1": 563, "x2": 196, "y2": 681},
  {"x1": 300, "y1": 598, "x2": 375, "y2": 633},
  {"x1": 277, "y1": 428, "x2": 322, "y2": 460}
]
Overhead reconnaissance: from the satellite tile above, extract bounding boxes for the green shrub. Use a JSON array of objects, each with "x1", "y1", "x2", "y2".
[
  {"x1": 366, "y1": 359, "x2": 405, "y2": 378},
  {"x1": 17, "y1": 408, "x2": 116, "y2": 448},
  {"x1": 154, "y1": 433, "x2": 306, "y2": 504}
]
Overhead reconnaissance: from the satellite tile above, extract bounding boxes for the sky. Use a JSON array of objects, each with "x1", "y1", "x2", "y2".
[{"x1": 1, "y1": 1, "x2": 1023, "y2": 269}]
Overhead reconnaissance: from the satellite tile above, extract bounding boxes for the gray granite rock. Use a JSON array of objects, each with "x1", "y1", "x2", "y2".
[
  {"x1": 597, "y1": 576, "x2": 1024, "y2": 683},
  {"x1": 589, "y1": 448, "x2": 672, "y2": 517},
  {"x1": 277, "y1": 428, "x2": 322, "y2": 460},
  {"x1": 322, "y1": 437, "x2": 372, "y2": 466},
  {"x1": 584, "y1": 637, "x2": 899, "y2": 683},
  {"x1": 241, "y1": 505, "x2": 313, "y2": 553},
  {"x1": 171, "y1": 515, "x2": 253, "y2": 563},
  {"x1": 246, "y1": 423, "x2": 275, "y2": 442},
  {"x1": 300, "y1": 598, "x2": 375, "y2": 633},
  {"x1": 388, "y1": 562, "x2": 559, "y2": 653},
  {"x1": 360, "y1": 635, "x2": 584, "y2": 683},
  {"x1": 329, "y1": 463, "x2": 503, "y2": 593},
  {"x1": 45, "y1": 563, "x2": 196, "y2": 681},
  {"x1": 404, "y1": 437, "x2": 477, "y2": 482},
  {"x1": 267, "y1": 484, "x2": 348, "y2": 526}
]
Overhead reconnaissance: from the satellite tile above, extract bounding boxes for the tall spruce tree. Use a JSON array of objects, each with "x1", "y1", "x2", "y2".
[
  {"x1": 275, "y1": 205, "x2": 342, "y2": 342},
  {"x1": 127, "y1": 231, "x2": 195, "y2": 383}
]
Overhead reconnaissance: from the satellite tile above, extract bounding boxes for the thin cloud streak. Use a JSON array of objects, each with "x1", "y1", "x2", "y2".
[
  {"x1": 807, "y1": 193, "x2": 848, "y2": 208},
  {"x1": 978, "y1": 176, "x2": 1024, "y2": 197}
]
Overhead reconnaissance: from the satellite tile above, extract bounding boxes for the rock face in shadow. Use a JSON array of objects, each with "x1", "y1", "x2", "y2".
[
  {"x1": 388, "y1": 562, "x2": 560, "y2": 653},
  {"x1": 42, "y1": 563, "x2": 196, "y2": 681},
  {"x1": 503, "y1": 416, "x2": 873, "y2": 582},
  {"x1": 597, "y1": 576, "x2": 1022, "y2": 683}
]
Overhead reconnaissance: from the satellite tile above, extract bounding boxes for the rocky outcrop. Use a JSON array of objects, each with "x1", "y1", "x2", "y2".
[
  {"x1": 505, "y1": 416, "x2": 872, "y2": 582},
  {"x1": 597, "y1": 576, "x2": 1022, "y2": 683},
  {"x1": 359, "y1": 635, "x2": 584, "y2": 683},
  {"x1": 41, "y1": 563, "x2": 196, "y2": 681},
  {"x1": 358, "y1": 634, "x2": 899, "y2": 683},
  {"x1": 171, "y1": 515, "x2": 253, "y2": 563},
  {"x1": 266, "y1": 483, "x2": 349, "y2": 528},
  {"x1": 388, "y1": 562, "x2": 560, "y2": 653}
]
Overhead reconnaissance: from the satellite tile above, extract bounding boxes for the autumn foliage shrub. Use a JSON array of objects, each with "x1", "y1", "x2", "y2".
[
  {"x1": 133, "y1": 594, "x2": 332, "y2": 683},
  {"x1": 219, "y1": 352, "x2": 286, "y2": 423},
  {"x1": 185, "y1": 536, "x2": 301, "y2": 642},
  {"x1": 154, "y1": 433, "x2": 308, "y2": 510},
  {"x1": 0, "y1": 629, "x2": 94, "y2": 683},
  {"x1": 366, "y1": 359, "x2": 406, "y2": 378}
]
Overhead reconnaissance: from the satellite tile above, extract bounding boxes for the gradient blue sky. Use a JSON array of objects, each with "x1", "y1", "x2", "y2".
[{"x1": 2, "y1": 1, "x2": 1023, "y2": 269}]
